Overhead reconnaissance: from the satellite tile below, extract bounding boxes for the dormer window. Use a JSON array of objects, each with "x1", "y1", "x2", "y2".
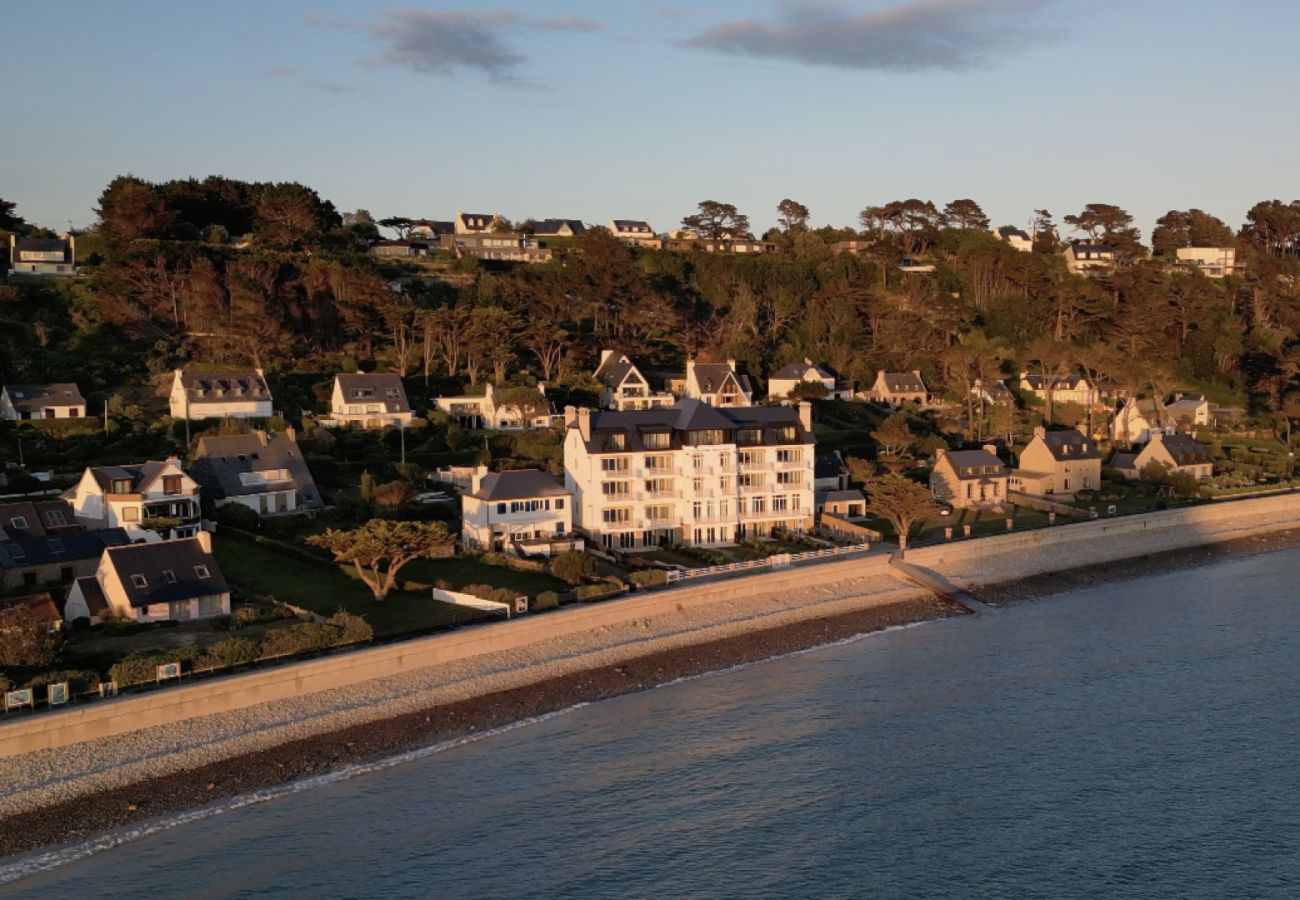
[
  {"x1": 111, "y1": 479, "x2": 132, "y2": 494},
  {"x1": 9, "y1": 516, "x2": 27, "y2": 529},
  {"x1": 194, "y1": 565, "x2": 211, "y2": 579},
  {"x1": 131, "y1": 574, "x2": 148, "y2": 589},
  {"x1": 163, "y1": 569, "x2": 177, "y2": 584}
]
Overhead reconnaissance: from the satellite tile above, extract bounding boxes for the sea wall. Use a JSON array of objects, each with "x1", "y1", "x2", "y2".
[{"x1": 0, "y1": 555, "x2": 893, "y2": 759}]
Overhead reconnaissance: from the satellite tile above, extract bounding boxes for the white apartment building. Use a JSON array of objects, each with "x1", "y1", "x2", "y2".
[
  {"x1": 460, "y1": 467, "x2": 582, "y2": 557},
  {"x1": 64, "y1": 458, "x2": 201, "y2": 539},
  {"x1": 169, "y1": 368, "x2": 273, "y2": 420},
  {"x1": 563, "y1": 399, "x2": 815, "y2": 550}
]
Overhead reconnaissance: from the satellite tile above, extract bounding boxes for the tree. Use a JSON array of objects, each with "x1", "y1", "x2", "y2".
[
  {"x1": 866, "y1": 475, "x2": 935, "y2": 551},
  {"x1": 307, "y1": 519, "x2": 455, "y2": 600},
  {"x1": 96, "y1": 175, "x2": 173, "y2": 243},
  {"x1": 1063, "y1": 203, "x2": 1143, "y2": 261},
  {"x1": 0, "y1": 606, "x2": 63, "y2": 669},
  {"x1": 550, "y1": 550, "x2": 596, "y2": 585},
  {"x1": 1030, "y1": 209, "x2": 1058, "y2": 252},
  {"x1": 1151, "y1": 209, "x2": 1234, "y2": 255},
  {"x1": 0, "y1": 196, "x2": 26, "y2": 232},
  {"x1": 943, "y1": 199, "x2": 989, "y2": 230},
  {"x1": 1240, "y1": 200, "x2": 1300, "y2": 256},
  {"x1": 1026, "y1": 337, "x2": 1076, "y2": 427},
  {"x1": 372, "y1": 480, "x2": 414, "y2": 508},
  {"x1": 776, "y1": 199, "x2": 810, "y2": 233},
  {"x1": 494, "y1": 386, "x2": 547, "y2": 426},
  {"x1": 379, "y1": 216, "x2": 414, "y2": 239},
  {"x1": 870, "y1": 412, "x2": 915, "y2": 457},
  {"x1": 682, "y1": 201, "x2": 750, "y2": 240}
]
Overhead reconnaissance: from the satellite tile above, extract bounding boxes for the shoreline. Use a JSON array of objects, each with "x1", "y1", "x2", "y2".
[{"x1": 3, "y1": 525, "x2": 1300, "y2": 861}]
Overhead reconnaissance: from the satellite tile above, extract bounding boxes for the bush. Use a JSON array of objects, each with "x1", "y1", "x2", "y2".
[
  {"x1": 110, "y1": 654, "x2": 180, "y2": 687},
  {"x1": 101, "y1": 617, "x2": 148, "y2": 637},
  {"x1": 214, "y1": 503, "x2": 262, "y2": 531},
  {"x1": 550, "y1": 550, "x2": 597, "y2": 586},
  {"x1": 629, "y1": 569, "x2": 668, "y2": 588},
  {"x1": 327, "y1": 611, "x2": 374, "y2": 645},
  {"x1": 29, "y1": 669, "x2": 100, "y2": 695},
  {"x1": 481, "y1": 551, "x2": 510, "y2": 568},
  {"x1": 532, "y1": 591, "x2": 560, "y2": 611},
  {"x1": 208, "y1": 614, "x2": 235, "y2": 632},
  {"x1": 259, "y1": 622, "x2": 336, "y2": 657},
  {"x1": 198, "y1": 638, "x2": 260, "y2": 670},
  {"x1": 575, "y1": 583, "x2": 620, "y2": 602}
]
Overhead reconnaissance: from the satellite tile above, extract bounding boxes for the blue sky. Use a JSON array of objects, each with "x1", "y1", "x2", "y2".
[{"x1": 4, "y1": 0, "x2": 1298, "y2": 238}]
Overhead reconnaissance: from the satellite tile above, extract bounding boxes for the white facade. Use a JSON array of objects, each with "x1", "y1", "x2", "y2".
[
  {"x1": 594, "y1": 350, "x2": 674, "y2": 411},
  {"x1": 65, "y1": 459, "x2": 201, "y2": 539},
  {"x1": 683, "y1": 359, "x2": 753, "y2": 407},
  {"x1": 1175, "y1": 247, "x2": 1238, "y2": 278},
  {"x1": 563, "y1": 401, "x2": 815, "y2": 550},
  {"x1": 607, "y1": 219, "x2": 660, "y2": 247},
  {"x1": 328, "y1": 374, "x2": 413, "y2": 429},
  {"x1": 169, "y1": 369, "x2": 273, "y2": 420},
  {"x1": 767, "y1": 359, "x2": 849, "y2": 400},
  {"x1": 0, "y1": 385, "x2": 85, "y2": 420},
  {"x1": 459, "y1": 468, "x2": 580, "y2": 556},
  {"x1": 433, "y1": 383, "x2": 552, "y2": 430}
]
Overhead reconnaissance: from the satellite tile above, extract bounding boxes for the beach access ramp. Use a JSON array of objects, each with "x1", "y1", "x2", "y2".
[{"x1": 887, "y1": 556, "x2": 988, "y2": 613}]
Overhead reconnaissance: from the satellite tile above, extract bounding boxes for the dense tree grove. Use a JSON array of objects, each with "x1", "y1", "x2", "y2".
[{"x1": 3, "y1": 180, "x2": 1300, "y2": 441}]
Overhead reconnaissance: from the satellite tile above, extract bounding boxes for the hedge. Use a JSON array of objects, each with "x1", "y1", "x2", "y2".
[
  {"x1": 532, "y1": 591, "x2": 560, "y2": 611},
  {"x1": 575, "y1": 583, "x2": 622, "y2": 602},
  {"x1": 628, "y1": 569, "x2": 668, "y2": 588}
]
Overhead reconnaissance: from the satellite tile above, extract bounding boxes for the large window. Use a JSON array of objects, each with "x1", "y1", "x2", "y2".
[{"x1": 601, "y1": 457, "x2": 629, "y2": 473}]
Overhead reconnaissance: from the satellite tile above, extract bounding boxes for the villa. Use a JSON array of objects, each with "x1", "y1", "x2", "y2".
[{"x1": 930, "y1": 446, "x2": 1010, "y2": 509}]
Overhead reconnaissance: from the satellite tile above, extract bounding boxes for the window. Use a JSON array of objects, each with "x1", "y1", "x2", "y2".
[
  {"x1": 131, "y1": 574, "x2": 148, "y2": 589},
  {"x1": 601, "y1": 457, "x2": 629, "y2": 473},
  {"x1": 194, "y1": 565, "x2": 211, "y2": 579},
  {"x1": 162, "y1": 475, "x2": 183, "y2": 496},
  {"x1": 776, "y1": 449, "x2": 801, "y2": 463},
  {"x1": 9, "y1": 516, "x2": 27, "y2": 529},
  {"x1": 44, "y1": 510, "x2": 67, "y2": 526},
  {"x1": 163, "y1": 569, "x2": 178, "y2": 584},
  {"x1": 602, "y1": 508, "x2": 631, "y2": 525},
  {"x1": 496, "y1": 503, "x2": 507, "y2": 515},
  {"x1": 643, "y1": 432, "x2": 670, "y2": 450},
  {"x1": 122, "y1": 507, "x2": 140, "y2": 523},
  {"x1": 554, "y1": 498, "x2": 565, "y2": 510},
  {"x1": 601, "y1": 482, "x2": 631, "y2": 498}
]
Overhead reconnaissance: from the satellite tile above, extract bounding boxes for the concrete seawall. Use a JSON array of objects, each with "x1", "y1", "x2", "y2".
[{"x1": 2, "y1": 492, "x2": 1297, "y2": 759}]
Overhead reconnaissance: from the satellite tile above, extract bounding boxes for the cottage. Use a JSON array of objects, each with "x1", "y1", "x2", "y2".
[
  {"x1": 433, "y1": 382, "x2": 553, "y2": 430},
  {"x1": 1010, "y1": 427, "x2": 1101, "y2": 500},
  {"x1": 608, "y1": 219, "x2": 660, "y2": 248},
  {"x1": 460, "y1": 467, "x2": 581, "y2": 557},
  {"x1": 994, "y1": 226, "x2": 1033, "y2": 252},
  {"x1": 767, "y1": 359, "x2": 852, "y2": 400},
  {"x1": 1165, "y1": 393, "x2": 1215, "y2": 430},
  {"x1": 190, "y1": 429, "x2": 322, "y2": 517},
  {"x1": 531, "y1": 219, "x2": 586, "y2": 237},
  {"x1": 454, "y1": 211, "x2": 504, "y2": 234},
  {"x1": 1110, "y1": 397, "x2": 1171, "y2": 445},
  {"x1": 863, "y1": 370, "x2": 929, "y2": 408},
  {"x1": 970, "y1": 378, "x2": 1016, "y2": 406},
  {"x1": 169, "y1": 368, "x2": 273, "y2": 420},
  {"x1": 64, "y1": 458, "x2": 201, "y2": 539},
  {"x1": 1112, "y1": 432, "x2": 1214, "y2": 481},
  {"x1": 8, "y1": 235, "x2": 76, "y2": 276},
  {"x1": 1062, "y1": 241, "x2": 1115, "y2": 275},
  {"x1": 681, "y1": 359, "x2": 753, "y2": 408},
  {"x1": 64, "y1": 533, "x2": 230, "y2": 624},
  {"x1": 593, "y1": 350, "x2": 674, "y2": 411},
  {"x1": 328, "y1": 373, "x2": 413, "y2": 429},
  {"x1": 930, "y1": 446, "x2": 1009, "y2": 509},
  {"x1": 0, "y1": 383, "x2": 86, "y2": 420},
  {"x1": 817, "y1": 488, "x2": 867, "y2": 518}
]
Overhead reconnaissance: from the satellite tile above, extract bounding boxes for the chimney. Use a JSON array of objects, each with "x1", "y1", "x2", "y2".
[
  {"x1": 564, "y1": 405, "x2": 578, "y2": 428},
  {"x1": 600, "y1": 349, "x2": 614, "y2": 366},
  {"x1": 284, "y1": 425, "x2": 297, "y2": 443},
  {"x1": 195, "y1": 530, "x2": 212, "y2": 553},
  {"x1": 797, "y1": 401, "x2": 813, "y2": 433},
  {"x1": 727, "y1": 358, "x2": 737, "y2": 372},
  {"x1": 537, "y1": 381, "x2": 546, "y2": 395},
  {"x1": 165, "y1": 454, "x2": 182, "y2": 467},
  {"x1": 982, "y1": 444, "x2": 998, "y2": 456},
  {"x1": 934, "y1": 448, "x2": 946, "y2": 461},
  {"x1": 578, "y1": 407, "x2": 592, "y2": 442},
  {"x1": 1033, "y1": 425, "x2": 1046, "y2": 439},
  {"x1": 686, "y1": 358, "x2": 696, "y2": 384},
  {"x1": 257, "y1": 430, "x2": 269, "y2": 447},
  {"x1": 804, "y1": 357, "x2": 814, "y2": 367}
]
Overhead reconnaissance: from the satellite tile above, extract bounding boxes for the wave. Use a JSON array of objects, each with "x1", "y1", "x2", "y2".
[{"x1": 0, "y1": 703, "x2": 589, "y2": 887}]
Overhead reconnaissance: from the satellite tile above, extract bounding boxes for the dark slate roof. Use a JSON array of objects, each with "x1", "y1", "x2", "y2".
[
  {"x1": 770, "y1": 360, "x2": 833, "y2": 380},
  {"x1": 976, "y1": 380, "x2": 1015, "y2": 401},
  {"x1": 4, "y1": 383, "x2": 85, "y2": 411},
  {"x1": 72, "y1": 576, "x2": 109, "y2": 618},
  {"x1": 0, "y1": 500, "x2": 79, "y2": 538},
  {"x1": 104, "y1": 538, "x2": 229, "y2": 609},
  {"x1": 942, "y1": 449, "x2": 1008, "y2": 480},
  {"x1": 612, "y1": 220, "x2": 653, "y2": 233},
  {"x1": 1110, "y1": 452, "x2": 1139, "y2": 471},
  {"x1": 335, "y1": 373, "x2": 410, "y2": 413},
  {"x1": 593, "y1": 354, "x2": 639, "y2": 390},
  {"x1": 458, "y1": 213, "x2": 497, "y2": 229},
  {"x1": 996, "y1": 226, "x2": 1031, "y2": 241},
  {"x1": 191, "y1": 431, "x2": 322, "y2": 506},
  {"x1": 533, "y1": 219, "x2": 586, "y2": 235},
  {"x1": 1070, "y1": 241, "x2": 1114, "y2": 254},
  {"x1": 880, "y1": 372, "x2": 927, "y2": 393},
  {"x1": 13, "y1": 237, "x2": 71, "y2": 258},
  {"x1": 411, "y1": 220, "x2": 454, "y2": 234},
  {"x1": 1040, "y1": 429, "x2": 1101, "y2": 461},
  {"x1": 1022, "y1": 374, "x2": 1087, "y2": 391},
  {"x1": 822, "y1": 489, "x2": 866, "y2": 503},
  {"x1": 88, "y1": 461, "x2": 172, "y2": 494},
  {"x1": 0, "y1": 527, "x2": 130, "y2": 571},
  {"x1": 815, "y1": 450, "x2": 848, "y2": 480},
  {"x1": 179, "y1": 370, "x2": 270, "y2": 404},
  {"x1": 577, "y1": 400, "x2": 811, "y2": 453},
  {"x1": 690, "y1": 363, "x2": 751, "y2": 396},
  {"x1": 472, "y1": 469, "x2": 570, "y2": 502},
  {"x1": 1157, "y1": 434, "x2": 1214, "y2": 466}
]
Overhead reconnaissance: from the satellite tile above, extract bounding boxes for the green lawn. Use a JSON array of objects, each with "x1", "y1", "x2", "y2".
[
  {"x1": 213, "y1": 539, "x2": 478, "y2": 636},
  {"x1": 402, "y1": 555, "x2": 568, "y2": 594}
]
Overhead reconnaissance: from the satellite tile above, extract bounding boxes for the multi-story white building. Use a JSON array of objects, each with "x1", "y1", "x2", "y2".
[
  {"x1": 327, "y1": 373, "x2": 413, "y2": 429},
  {"x1": 593, "y1": 350, "x2": 674, "y2": 411},
  {"x1": 169, "y1": 368, "x2": 273, "y2": 420},
  {"x1": 460, "y1": 467, "x2": 582, "y2": 557},
  {"x1": 607, "y1": 219, "x2": 660, "y2": 248},
  {"x1": 64, "y1": 458, "x2": 201, "y2": 539},
  {"x1": 563, "y1": 399, "x2": 815, "y2": 550}
]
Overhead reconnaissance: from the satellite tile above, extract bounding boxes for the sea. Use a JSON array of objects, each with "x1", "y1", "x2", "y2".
[{"x1": 5, "y1": 547, "x2": 1300, "y2": 899}]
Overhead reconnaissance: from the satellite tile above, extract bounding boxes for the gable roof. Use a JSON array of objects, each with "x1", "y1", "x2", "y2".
[
  {"x1": 103, "y1": 538, "x2": 229, "y2": 609},
  {"x1": 0, "y1": 527, "x2": 130, "y2": 571},
  {"x1": 815, "y1": 450, "x2": 848, "y2": 480},
  {"x1": 86, "y1": 461, "x2": 183, "y2": 495},
  {"x1": 0, "y1": 500, "x2": 79, "y2": 538},
  {"x1": 940, "y1": 449, "x2": 1008, "y2": 480},
  {"x1": 690, "y1": 363, "x2": 751, "y2": 397},
  {"x1": 3, "y1": 383, "x2": 85, "y2": 411},
  {"x1": 1154, "y1": 434, "x2": 1213, "y2": 467},
  {"x1": 191, "y1": 431, "x2": 322, "y2": 505},
  {"x1": 13, "y1": 237, "x2": 72, "y2": 259},
  {"x1": 335, "y1": 373, "x2": 410, "y2": 413},
  {"x1": 879, "y1": 371, "x2": 927, "y2": 393},
  {"x1": 593, "y1": 353, "x2": 640, "y2": 390},
  {"x1": 410, "y1": 219, "x2": 453, "y2": 234},
  {"x1": 457, "y1": 212, "x2": 498, "y2": 230},
  {"x1": 770, "y1": 360, "x2": 833, "y2": 381},
  {"x1": 71, "y1": 576, "x2": 108, "y2": 618},
  {"x1": 533, "y1": 219, "x2": 586, "y2": 235},
  {"x1": 611, "y1": 219, "x2": 653, "y2": 233},
  {"x1": 1038, "y1": 429, "x2": 1101, "y2": 461},
  {"x1": 472, "y1": 469, "x2": 570, "y2": 502},
  {"x1": 178, "y1": 369, "x2": 270, "y2": 404},
  {"x1": 996, "y1": 226, "x2": 1031, "y2": 241}
]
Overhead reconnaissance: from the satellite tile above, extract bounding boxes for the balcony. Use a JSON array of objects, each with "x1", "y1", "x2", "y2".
[{"x1": 738, "y1": 481, "x2": 767, "y2": 495}]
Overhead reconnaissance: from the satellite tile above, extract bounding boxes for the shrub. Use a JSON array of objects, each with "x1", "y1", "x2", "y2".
[
  {"x1": 550, "y1": 550, "x2": 597, "y2": 586},
  {"x1": 29, "y1": 669, "x2": 100, "y2": 695},
  {"x1": 198, "y1": 638, "x2": 260, "y2": 670},
  {"x1": 532, "y1": 591, "x2": 559, "y2": 611},
  {"x1": 629, "y1": 569, "x2": 668, "y2": 588},
  {"x1": 214, "y1": 503, "x2": 262, "y2": 531},
  {"x1": 101, "y1": 617, "x2": 148, "y2": 637},
  {"x1": 575, "y1": 583, "x2": 620, "y2": 601},
  {"x1": 259, "y1": 622, "x2": 336, "y2": 658},
  {"x1": 208, "y1": 614, "x2": 235, "y2": 632},
  {"x1": 232, "y1": 606, "x2": 263, "y2": 627},
  {"x1": 481, "y1": 551, "x2": 510, "y2": 568},
  {"x1": 327, "y1": 612, "x2": 374, "y2": 645},
  {"x1": 110, "y1": 654, "x2": 180, "y2": 687}
]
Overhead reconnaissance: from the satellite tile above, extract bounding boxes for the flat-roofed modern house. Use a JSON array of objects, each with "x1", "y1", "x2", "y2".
[
  {"x1": 681, "y1": 359, "x2": 753, "y2": 408},
  {"x1": 930, "y1": 446, "x2": 1010, "y2": 509},
  {"x1": 1009, "y1": 427, "x2": 1101, "y2": 500},
  {"x1": 1175, "y1": 247, "x2": 1240, "y2": 278},
  {"x1": 190, "y1": 429, "x2": 323, "y2": 517},
  {"x1": 369, "y1": 239, "x2": 431, "y2": 258},
  {"x1": 64, "y1": 458, "x2": 201, "y2": 539},
  {"x1": 863, "y1": 370, "x2": 930, "y2": 408},
  {"x1": 8, "y1": 235, "x2": 76, "y2": 276},
  {"x1": 767, "y1": 359, "x2": 852, "y2": 400},
  {"x1": 0, "y1": 383, "x2": 86, "y2": 420},
  {"x1": 563, "y1": 399, "x2": 815, "y2": 549},
  {"x1": 460, "y1": 467, "x2": 582, "y2": 557},
  {"x1": 439, "y1": 232, "x2": 553, "y2": 263},
  {"x1": 64, "y1": 533, "x2": 230, "y2": 624},
  {"x1": 169, "y1": 368, "x2": 273, "y2": 420},
  {"x1": 328, "y1": 373, "x2": 413, "y2": 429},
  {"x1": 593, "y1": 350, "x2": 674, "y2": 411},
  {"x1": 608, "y1": 219, "x2": 661, "y2": 248}
]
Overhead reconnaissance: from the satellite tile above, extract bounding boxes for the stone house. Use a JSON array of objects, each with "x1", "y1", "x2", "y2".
[
  {"x1": 1010, "y1": 427, "x2": 1101, "y2": 500},
  {"x1": 930, "y1": 446, "x2": 1009, "y2": 509},
  {"x1": 863, "y1": 370, "x2": 929, "y2": 407}
]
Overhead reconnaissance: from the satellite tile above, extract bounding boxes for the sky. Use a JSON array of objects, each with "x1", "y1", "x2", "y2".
[{"x1": 4, "y1": 0, "x2": 1299, "y2": 239}]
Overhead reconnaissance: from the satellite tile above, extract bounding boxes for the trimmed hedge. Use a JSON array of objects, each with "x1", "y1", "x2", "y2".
[
  {"x1": 532, "y1": 591, "x2": 560, "y2": 611},
  {"x1": 628, "y1": 569, "x2": 668, "y2": 588}
]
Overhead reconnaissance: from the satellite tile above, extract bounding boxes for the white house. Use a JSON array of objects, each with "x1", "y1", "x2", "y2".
[
  {"x1": 681, "y1": 359, "x2": 753, "y2": 408},
  {"x1": 593, "y1": 350, "x2": 674, "y2": 411},
  {"x1": 1175, "y1": 247, "x2": 1239, "y2": 278},
  {"x1": 767, "y1": 359, "x2": 852, "y2": 400},
  {"x1": 8, "y1": 235, "x2": 76, "y2": 276},
  {"x1": 190, "y1": 429, "x2": 323, "y2": 517},
  {"x1": 532, "y1": 219, "x2": 585, "y2": 237},
  {"x1": 994, "y1": 226, "x2": 1033, "y2": 252},
  {"x1": 1062, "y1": 241, "x2": 1116, "y2": 275},
  {"x1": 64, "y1": 459, "x2": 201, "y2": 539},
  {"x1": 0, "y1": 384, "x2": 86, "y2": 420},
  {"x1": 64, "y1": 533, "x2": 229, "y2": 625},
  {"x1": 454, "y1": 211, "x2": 503, "y2": 234},
  {"x1": 408, "y1": 220, "x2": 453, "y2": 239},
  {"x1": 563, "y1": 399, "x2": 815, "y2": 550},
  {"x1": 1166, "y1": 393, "x2": 1215, "y2": 429},
  {"x1": 328, "y1": 373, "x2": 413, "y2": 429},
  {"x1": 169, "y1": 368, "x2": 273, "y2": 420},
  {"x1": 460, "y1": 467, "x2": 582, "y2": 557},
  {"x1": 1019, "y1": 373, "x2": 1101, "y2": 408},
  {"x1": 433, "y1": 382, "x2": 553, "y2": 430},
  {"x1": 970, "y1": 379, "x2": 1016, "y2": 406},
  {"x1": 608, "y1": 219, "x2": 660, "y2": 248}
]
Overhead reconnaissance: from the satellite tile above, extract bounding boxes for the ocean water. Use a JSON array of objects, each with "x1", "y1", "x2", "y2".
[{"x1": 7, "y1": 548, "x2": 1300, "y2": 899}]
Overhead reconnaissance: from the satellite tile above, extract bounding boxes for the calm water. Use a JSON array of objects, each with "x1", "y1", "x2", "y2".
[{"x1": 7, "y1": 548, "x2": 1300, "y2": 899}]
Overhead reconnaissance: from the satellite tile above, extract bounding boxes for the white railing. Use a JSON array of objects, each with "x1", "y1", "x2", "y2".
[{"x1": 665, "y1": 542, "x2": 872, "y2": 583}]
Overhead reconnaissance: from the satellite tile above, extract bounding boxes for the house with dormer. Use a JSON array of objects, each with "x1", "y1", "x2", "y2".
[
  {"x1": 169, "y1": 368, "x2": 273, "y2": 420},
  {"x1": 1019, "y1": 373, "x2": 1100, "y2": 409},
  {"x1": 994, "y1": 226, "x2": 1033, "y2": 252},
  {"x1": 930, "y1": 446, "x2": 1009, "y2": 509},
  {"x1": 608, "y1": 219, "x2": 661, "y2": 248},
  {"x1": 64, "y1": 533, "x2": 230, "y2": 624},
  {"x1": 0, "y1": 383, "x2": 86, "y2": 420},
  {"x1": 1010, "y1": 427, "x2": 1102, "y2": 500},
  {"x1": 433, "y1": 382, "x2": 553, "y2": 430},
  {"x1": 190, "y1": 429, "x2": 323, "y2": 517},
  {"x1": 767, "y1": 359, "x2": 852, "y2": 400},
  {"x1": 460, "y1": 467, "x2": 581, "y2": 557},
  {"x1": 1063, "y1": 241, "x2": 1115, "y2": 275},
  {"x1": 532, "y1": 219, "x2": 586, "y2": 238},
  {"x1": 863, "y1": 370, "x2": 929, "y2": 408},
  {"x1": 681, "y1": 359, "x2": 753, "y2": 408},
  {"x1": 1111, "y1": 432, "x2": 1214, "y2": 481},
  {"x1": 971, "y1": 379, "x2": 1016, "y2": 406},
  {"x1": 593, "y1": 350, "x2": 674, "y2": 411},
  {"x1": 64, "y1": 458, "x2": 201, "y2": 539},
  {"x1": 454, "y1": 211, "x2": 503, "y2": 234},
  {"x1": 0, "y1": 499, "x2": 129, "y2": 592},
  {"x1": 328, "y1": 373, "x2": 413, "y2": 429}
]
